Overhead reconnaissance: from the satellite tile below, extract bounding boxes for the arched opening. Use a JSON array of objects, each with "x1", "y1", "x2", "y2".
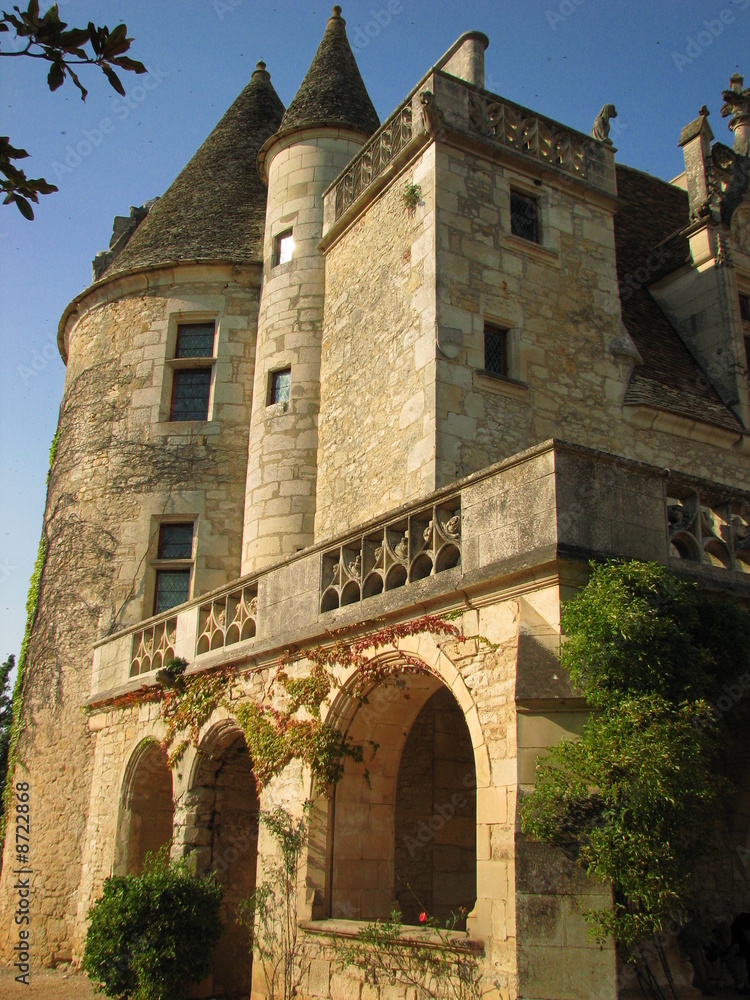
[
  {"x1": 394, "y1": 688, "x2": 477, "y2": 925},
  {"x1": 115, "y1": 739, "x2": 174, "y2": 875},
  {"x1": 187, "y1": 724, "x2": 260, "y2": 999},
  {"x1": 325, "y1": 668, "x2": 477, "y2": 925}
]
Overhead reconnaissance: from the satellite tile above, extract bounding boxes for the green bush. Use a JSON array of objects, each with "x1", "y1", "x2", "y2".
[{"x1": 82, "y1": 850, "x2": 223, "y2": 1000}]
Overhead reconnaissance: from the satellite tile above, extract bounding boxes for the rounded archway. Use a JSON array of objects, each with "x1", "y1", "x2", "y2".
[
  {"x1": 115, "y1": 739, "x2": 174, "y2": 875},
  {"x1": 324, "y1": 666, "x2": 477, "y2": 925},
  {"x1": 186, "y1": 723, "x2": 260, "y2": 999}
]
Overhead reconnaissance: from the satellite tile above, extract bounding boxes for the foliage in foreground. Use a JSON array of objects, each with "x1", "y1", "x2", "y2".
[
  {"x1": 238, "y1": 805, "x2": 312, "y2": 1000},
  {"x1": 1, "y1": 1, "x2": 145, "y2": 217},
  {"x1": 333, "y1": 909, "x2": 483, "y2": 1000},
  {"x1": 82, "y1": 850, "x2": 223, "y2": 1000},
  {"x1": 0, "y1": 655, "x2": 14, "y2": 819},
  {"x1": 521, "y1": 561, "x2": 750, "y2": 957}
]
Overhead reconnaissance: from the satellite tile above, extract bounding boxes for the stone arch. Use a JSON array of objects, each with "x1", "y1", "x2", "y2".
[
  {"x1": 114, "y1": 738, "x2": 174, "y2": 876},
  {"x1": 309, "y1": 644, "x2": 484, "y2": 926},
  {"x1": 182, "y1": 720, "x2": 260, "y2": 1000}
]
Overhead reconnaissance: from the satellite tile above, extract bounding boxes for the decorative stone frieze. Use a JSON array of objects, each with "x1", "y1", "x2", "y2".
[
  {"x1": 320, "y1": 498, "x2": 461, "y2": 612},
  {"x1": 130, "y1": 617, "x2": 178, "y2": 676},
  {"x1": 668, "y1": 491, "x2": 750, "y2": 572},
  {"x1": 196, "y1": 583, "x2": 258, "y2": 655}
]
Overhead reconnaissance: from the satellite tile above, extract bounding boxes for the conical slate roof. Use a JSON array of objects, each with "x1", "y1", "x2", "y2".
[
  {"x1": 106, "y1": 62, "x2": 285, "y2": 277},
  {"x1": 278, "y1": 6, "x2": 379, "y2": 137}
]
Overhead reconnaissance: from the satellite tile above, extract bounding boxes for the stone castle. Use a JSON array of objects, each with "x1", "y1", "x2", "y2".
[{"x1": 1, "y1": 8, "x2": 749, "y2": 998}]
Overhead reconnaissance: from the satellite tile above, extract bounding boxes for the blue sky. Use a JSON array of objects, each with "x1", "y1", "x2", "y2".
[{"x1": 0, "y1": 0, "x2": 748, "y2": 664}]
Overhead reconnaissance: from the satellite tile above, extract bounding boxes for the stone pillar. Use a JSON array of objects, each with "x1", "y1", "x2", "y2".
[{"x1": 241, "y1": 128, "x2": 367, "y2": 573}]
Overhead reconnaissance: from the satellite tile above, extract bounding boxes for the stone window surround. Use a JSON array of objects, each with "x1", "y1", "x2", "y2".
[
  {"x1": 500, "y1": 172, "x2": 560, "y2": 260},
  {"x1": 268, "y1": 366, "x2": 292, "y2": 406},
  {"x1": 268, "y1": 218, "x2": 298, "y2": 275},
  {"x1": 475, "y1": 319, "x2": 527, "y2": 395},
  {"x1": 144, "y1": 514, "x2": 198, "y2": 619},
  {"x1": 273, "y1": 227, "x2": 295, "y2": 267},
  {"x1": 160, "y1": 313, "x2": 218, "y2": 424},
  {"x1": 264, "y1": 358, "x2": 293, "y2": 414},
  {"x1": 739, "y1": 283, "x2": 750, "y2": 376}
]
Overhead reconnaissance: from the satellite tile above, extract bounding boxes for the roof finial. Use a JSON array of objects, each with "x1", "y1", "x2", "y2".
[{"x1": 331, "y1": 6, "x2": 342, "y2": 17}]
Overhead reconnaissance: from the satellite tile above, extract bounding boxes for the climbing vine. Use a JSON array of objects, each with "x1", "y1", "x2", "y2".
[
  {"x1": 152, "y1": 614, "x2": 465, "y2": 794},
  {"x1": 1, "y1": 431, "x2": 58, "y2": 839}
]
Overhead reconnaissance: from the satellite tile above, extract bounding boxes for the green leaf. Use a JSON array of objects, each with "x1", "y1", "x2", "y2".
[
  {"x1": 101, "y1": 63, "x2": 124, "y2": 97},
  {"x1": 13, "y1": 194, "x2": 34, "y2": 220},
  {"x1": 47, "y1": 60, "x2": 64, "y2": 91},
  {"x1": 111, "y1": 55, "x2": 146, "y2": 74}
]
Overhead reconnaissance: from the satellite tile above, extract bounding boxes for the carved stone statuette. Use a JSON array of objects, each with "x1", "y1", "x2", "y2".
[{"x1": 591, "y1": 104, "x2": 617, "y2": 144}]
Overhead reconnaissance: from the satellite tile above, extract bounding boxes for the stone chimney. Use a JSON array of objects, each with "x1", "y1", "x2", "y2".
[
  {"x1": 442, "y1": 31, "x2": 489, "y2": 90},
  {"x1": 721, "y1": 73, "x2": 750, "y2": 157},
  {"x1": 678, "y1": 106, "x2": 715, "y2": 220}
]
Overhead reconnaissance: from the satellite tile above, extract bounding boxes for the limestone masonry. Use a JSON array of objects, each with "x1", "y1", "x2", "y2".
[{"x1": 1, "y1": 8, "x2": 750, "y2": 999}]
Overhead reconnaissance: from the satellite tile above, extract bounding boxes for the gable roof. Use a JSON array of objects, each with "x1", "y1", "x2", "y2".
[
  {"x1": 614, "y1": 163, "x2": 742, "y2": 432},
  {"x1": 278, "y1": 6, "x2": 379, "y2": 138},
  {"x1": 105, "y1": 61, "x2": 285, "y2": 277}
]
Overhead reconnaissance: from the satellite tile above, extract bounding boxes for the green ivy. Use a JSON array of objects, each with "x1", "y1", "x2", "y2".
[{"x1": 0, "y1": 429, "x2": 58, "y2": 842}]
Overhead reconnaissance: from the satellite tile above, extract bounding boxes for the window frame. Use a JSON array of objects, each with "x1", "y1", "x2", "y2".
[
  {"x1": 152, "y1": 521, "x2": 195, "y2": 616},
  {"x1": 165, "y1": 320, "x2": 217, "y2": 423},
  {"x1": 509, "y1": 189, "x2": 540, "y2": 244},
  {"x1": 740, "y1": 292, "x2": 750, "y2": 374},
  {"x1": 482, "y1": 324, "x2": 509, "y2": 379},
  {"x1": 268, "y1": 366, "x2": 292, "y2": 406},
  {"x1": 273, "y1": 229, "x2": 294, "y2": 268}
]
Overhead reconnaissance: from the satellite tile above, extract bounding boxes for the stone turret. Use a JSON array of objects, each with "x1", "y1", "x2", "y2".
[{"x1": 240, "y1": 6, "x2": 379, "y2": 572}]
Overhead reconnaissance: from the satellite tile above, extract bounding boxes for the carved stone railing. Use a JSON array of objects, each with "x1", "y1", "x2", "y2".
[
  {"x1": 320, "y1": 498, "x2": 461, "y2": 612},
  {"x1": 466, "y1": 91, "x2": 588, "y2": 181},
  {"x1": 130, "y1": 617, "x2": 178, "y2": 677},
  {"x1": 196, "y1": 583, "x2": 258, "y2": 656},
  {"x1": 668, "y1": 492, "x2": 750, "y2": 573},
  {"x1": 333, "y1": 101, "x2": 417, "y2": 222}
]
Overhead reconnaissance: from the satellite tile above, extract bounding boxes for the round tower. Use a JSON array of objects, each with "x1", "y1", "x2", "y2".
[
  {"x1": 0, "y1": 63, "x2": 283, "y2": 964},
  {"x1": 241, "y1": 6, "x2": 380, "y2": 573}
]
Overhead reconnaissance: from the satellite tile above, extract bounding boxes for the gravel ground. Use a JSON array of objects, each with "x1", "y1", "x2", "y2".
[{"x1": 0, "y1": 966, "x2": 98, "y2": 998}]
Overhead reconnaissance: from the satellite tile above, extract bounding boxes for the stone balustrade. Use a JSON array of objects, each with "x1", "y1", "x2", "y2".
[{"x1": 89, "y1": 441, "x2": 750, "y2": 705}]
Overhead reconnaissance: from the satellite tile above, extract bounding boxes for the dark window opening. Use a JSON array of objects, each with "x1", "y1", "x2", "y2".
[
  {"x1": 269, "y1": 368, "x2": 291, "y2": 405},
  {"x1": 175, "y1": 322, "x2": 215, "y2": 358},
  {"x1": 510, "y1": 190, "x2": 539, "y2": 243},
  {"x1": 484, "y1": 325, "x2": 508, "y2": 377},
  {"x1": 740, "y1": 295, "x2": 750, "y2": 372},
  {"x1": 170, "y1": 369, "x2": 212, "y2": 421},
  {"x1": 153, "y1": 523, "x2": 194, "y2": 615}
]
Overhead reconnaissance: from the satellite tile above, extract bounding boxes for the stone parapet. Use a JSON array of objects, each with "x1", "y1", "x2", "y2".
[{"x1": 89, "y1": 440, "x2": 750, "y2": 704}]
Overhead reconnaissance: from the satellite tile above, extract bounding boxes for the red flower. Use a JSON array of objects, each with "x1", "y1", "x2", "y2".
[{"x1": 419, "y1": 912, "x2": 428, "y2": 924}]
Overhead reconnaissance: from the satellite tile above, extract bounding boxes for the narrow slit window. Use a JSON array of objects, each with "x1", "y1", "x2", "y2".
[{"x1": 740, "y1": 294, "x2": 750, "y2": 371}]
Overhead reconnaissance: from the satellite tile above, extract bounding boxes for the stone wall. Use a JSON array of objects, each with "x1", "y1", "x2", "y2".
[
  {"x1": 315, "y1": 145, "x2": 438, "y2": 540},
  {"x1": 0, "y1": 264, "x2": 259, "y2": 965}
]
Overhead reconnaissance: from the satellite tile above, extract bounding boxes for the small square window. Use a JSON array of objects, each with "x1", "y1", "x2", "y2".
[
  {"x1": 510, "y1": 191, "x2": 539, "y2": 243},
  {"x1": 175, "y1": 323, "x2": 215, "y2": 358},
  {"x1": 170, "y1": 369, "x2": 212, "y2": 421},
  {"x1": 484, "y1": 325, "x2": 508, "y2": 377},
  {"x1": 274, "y1": 230, "x2": 294, "y2": 267},
  {"x1": 158, "y1": 523, "x2": 194, "y2": 560},
  {"x1": 154, "y1": 570, "x2": 191, "y2": 614},
  {"x1": 269, "y1": 368, "x2": 291, "y2": 405}
]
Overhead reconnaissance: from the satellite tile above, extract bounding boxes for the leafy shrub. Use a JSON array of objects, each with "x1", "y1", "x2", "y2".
[{"x1": 82, "y1": 850, "x2": 223, "y2": 1000}]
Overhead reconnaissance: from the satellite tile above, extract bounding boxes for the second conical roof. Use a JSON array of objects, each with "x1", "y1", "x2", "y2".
[
  {"x1": 278, "y1": 6, "x2": 380, "y2": 138},
  {"x1": 106, "y1": 62, "x2": 285, "y2": 277}
]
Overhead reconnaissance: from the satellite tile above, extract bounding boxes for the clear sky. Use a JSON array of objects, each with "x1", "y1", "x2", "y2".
[{"x1": 0, "y1": 0, "x2": 748, "y2": 664}]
